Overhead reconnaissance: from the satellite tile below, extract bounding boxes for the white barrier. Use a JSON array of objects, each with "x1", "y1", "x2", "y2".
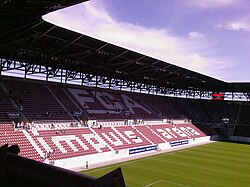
[{"x1": 229, "y1": 136, "x2": 250, "y2": 143}]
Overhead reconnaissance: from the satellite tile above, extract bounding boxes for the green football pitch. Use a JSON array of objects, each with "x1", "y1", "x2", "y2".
[{"x1": 81, "y1": 142, "x2": 250, "y2": 187}]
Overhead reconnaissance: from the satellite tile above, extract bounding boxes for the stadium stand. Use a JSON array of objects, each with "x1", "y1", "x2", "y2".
[
  {"x1": 1, "y1": 0, "x2": 250, "y2": 186},
  {"x1": 6, "y1": 76, "x2": 250, "y2": 164},
  {"x1": 3, "y1": 0, "x2": 248, "y2": 186},
  {"x1": 6, "y1": 79, "x2": 72, "y2": 121},
  {"x1": 0, "y1": 81, "x2": 18, "y2": 123},
  {"x1": 233, "y1": 125, "x2": 250, "y2": 137},
  {"x1": 0, "y1": 76, "x2": 211, "y2": 169}
]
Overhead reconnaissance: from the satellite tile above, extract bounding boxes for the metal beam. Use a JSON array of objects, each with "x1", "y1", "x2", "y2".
[
  {"x1": 50, "y1": 34, "x2": 84, "y2": 56},
  {"x1": 114, "y1": 56, "x2": 146, "y2": 71},
  {"x1": 131, "y1": 60, "x2": 160, "y2": 74},
  {"x1": 107, "y1": 50, "x2": 129, "y2": 62}
]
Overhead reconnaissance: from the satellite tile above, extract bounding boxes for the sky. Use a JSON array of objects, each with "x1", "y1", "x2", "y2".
[{"x1": 43, "y1": 0, "x2": 250, "y2": 83}]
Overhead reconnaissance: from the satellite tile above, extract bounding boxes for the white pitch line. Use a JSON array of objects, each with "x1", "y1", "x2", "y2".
[
  {"x1": 144, "y1": 180, "x2": 189, "y2": 187},
  {"x1": 144, "y1": 180, "x2": 163, "y2": 187}
]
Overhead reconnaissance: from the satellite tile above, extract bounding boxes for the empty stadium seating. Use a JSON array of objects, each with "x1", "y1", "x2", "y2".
[
  {"x1": 233, "y1": 125, "x2": 250, "y2": 137},
  {"x1": 1, "y1": 76, "x2": 249, "y2": 166},
  {"x1": 6, "y1": 79, "x2": 72, "y2": 121},
  {"x1": 0, "y1": 122, "x2": 207, "y2": 162},
  {"x1": 0, "y1": 82, "x2": 17, "y2": 123},
  {"x1": 0, "y1": 77, "x2": 227, "y2": 124}
]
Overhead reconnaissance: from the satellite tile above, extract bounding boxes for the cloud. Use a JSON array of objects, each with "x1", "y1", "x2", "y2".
[
  {"x1": 43, "y1": 0, "x2": 232, "y2": 81},
  {"x1": 188, "y1": 31, "x2": 206, "y2": 40},
  {"x1": 216, "y1": 17, "x2": 250, "y2": 31},
  {"x1": 187, "y1": 0, "x2": 241, "y2": 8}
]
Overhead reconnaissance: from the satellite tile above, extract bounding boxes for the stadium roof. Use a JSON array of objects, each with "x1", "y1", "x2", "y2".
[{"x1": 1, "y1": 0, "x2": 250, "y2": 93}]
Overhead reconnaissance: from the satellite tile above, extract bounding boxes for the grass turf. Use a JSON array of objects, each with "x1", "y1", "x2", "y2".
[{"x1": 81, "y1": 142, "x2": 250, "y2": 187}]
